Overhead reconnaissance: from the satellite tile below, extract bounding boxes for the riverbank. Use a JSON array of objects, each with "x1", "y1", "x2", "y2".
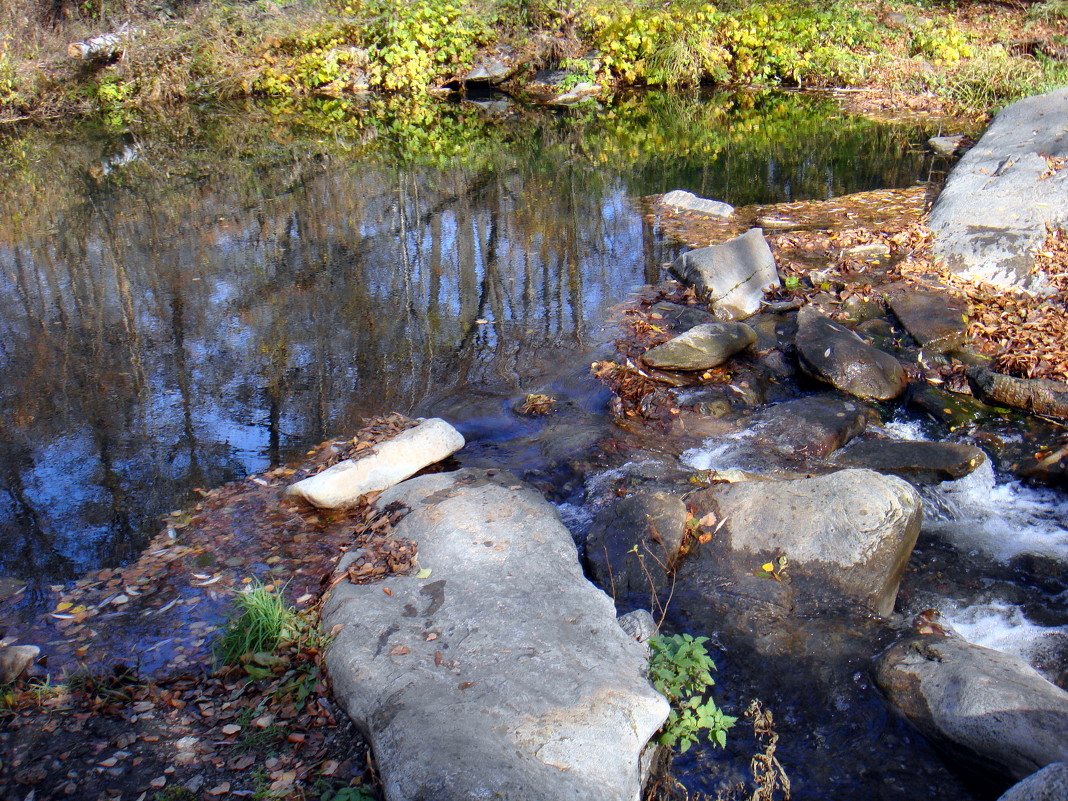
[{"x1": 1, "y1": 0, "x2": 1066, "y2": 124}]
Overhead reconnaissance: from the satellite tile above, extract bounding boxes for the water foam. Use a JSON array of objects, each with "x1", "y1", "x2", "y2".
[{"x1": 939, "y1": 600, "x2": 1068, "y2": 676}]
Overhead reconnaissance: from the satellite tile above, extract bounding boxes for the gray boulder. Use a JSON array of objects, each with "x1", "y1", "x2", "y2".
[
  {"x1": 753, "y1": 396, "x2": 871, "y2": 458},
  {"x1": 585, "y1": 491, "x2": 689, "y2": 597},
  {"x1": 967, "y1": 367, "x2": 1068, "y2": 420},
  {"x1": 886, "y1": 288, "x2": 969, "y2": 353},
  {"x1": 928, "y1": 135, "x2": 970, "y2": 157},
  {"x1": 687, "y1": 469, "x2": 922, "y2": 616},
  {"x1": 796, "y1": 306, "x2": 908, "y2": 401},
  {"x1": 462, "y1": 47, "x2": 516, "y2": 84},
  {"x1": 322, "y1": 468, "x2": 668, "y2": 801},
  {"x1": 670, "y1": 228, "x2": 780, "y2": 320},
  {"x1": 928, "y1": 87, "x2": 1068, "y2": 292},
  {"x1": 660, "y1": 190, "x2": 734, "y2": 219},
  {"x1": 876, "y1": 633, "x2": 1068, "y2": 781},
  {"x1": 831, "y1": 438, "x2": 987, "y2": 485},
  {"x1": 998, "y1": 762, "x2": 1068, "y2": 801},
  {"x1": 641, "y1": 322, "x2": 757, "y2": 371}
]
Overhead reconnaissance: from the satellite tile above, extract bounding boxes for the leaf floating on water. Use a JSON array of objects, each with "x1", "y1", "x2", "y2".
[{"x1": 416, "y1": 568, "x2": 432, "y2": 579}]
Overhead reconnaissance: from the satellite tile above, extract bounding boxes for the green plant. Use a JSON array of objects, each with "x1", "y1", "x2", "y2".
[
  {"x1": 944, "y1": 46, "x2": 1050, "y2": 114},
  {"x1": 647, "y1": 633, "x2": 736, "y2": 752},
  {"x1": 910, "y1": 20, "x2": 973, "y2": 63},
  {"x1": 1027, "y1": 0, "x2": 1068, "y2": 21},
  {"x1": 215, "y1": 581, "x2": 300, "y2": 668}
]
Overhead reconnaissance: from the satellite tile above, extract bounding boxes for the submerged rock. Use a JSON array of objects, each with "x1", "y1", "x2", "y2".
[
  {"x1": 998, "y1": 762, "x2": 1068, "y2": 801},
  {"x1": 754, "y1": 395, "x2": 872, "y2": 458},
  {"x1": 0, "y1": 645, "x2": 39, "y2": 683},
  {"x1": 885, "y1": 287, "x2": 969, "y2": 353},
  {"x1": 669, "y1": 228, "x2": 780, "y2": 320},
  {"x1": 876, "y1": 633, "x2": 1068, "y2": 781},
  {"x1": 795, "y1": 306, "x2": 908, "y2": 401},
  {"x1": 641, "y1": 322, "x2": 757, "y2": 371},
  {"x1": 286, "y1": 418, "x2": 465, "y2": 508},
  {"x1": 687, "y1": 468, "x2": 922, "y2": 616},
  {"x1": 649, "y1": 301, "x2": 720, "y2": 333},
  {"x1": 659, "y1": 190, "x2": 734, "y2": 219},
  {"x1": 967, "y1": 367, "x2": 1068, "y2": 420},
  {"x1": 831, "y1": 439, "x2": 987, "y2": 484},
  {"x1": 323, "y1": 468, "x2": 668, "y2": 801},
  {"x1": 585, "y1": 491, "x2": 689, "y2": 596}
]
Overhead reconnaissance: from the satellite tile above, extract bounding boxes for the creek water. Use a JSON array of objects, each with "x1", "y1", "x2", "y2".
[{"x1": 0, "y1": 90, "x2": 1058, "y2": 799}]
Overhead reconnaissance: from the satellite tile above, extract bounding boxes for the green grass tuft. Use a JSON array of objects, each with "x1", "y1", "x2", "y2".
[{"x1": 215, "y1": 581, "x2": 299, "y2": 667}]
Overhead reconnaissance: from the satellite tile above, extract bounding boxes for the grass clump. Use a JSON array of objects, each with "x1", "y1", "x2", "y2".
[{"x1": 215, "y1": 581, "x2": 300, "y2": 667}]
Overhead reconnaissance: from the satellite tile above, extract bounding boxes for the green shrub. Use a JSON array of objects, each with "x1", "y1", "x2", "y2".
[
  {"x1": 909, "y1": 20, "x2": 973, "y2": 64},
  {"x1": 1027, "y1": 0, "x2": 1068, "y2": 21},
  {"x1": 215, "y1": 581, "x2": 299, "y2": 667},
  {"x1": 648, "y1": 633, "x2": 736, "y2": 753}
]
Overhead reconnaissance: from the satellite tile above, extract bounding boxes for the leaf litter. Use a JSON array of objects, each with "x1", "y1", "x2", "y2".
[{"x1": 0, "y1": 413, "x2": 428, "y2": 800}]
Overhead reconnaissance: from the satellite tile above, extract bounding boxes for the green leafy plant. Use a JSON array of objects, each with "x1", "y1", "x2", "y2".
[
  {"x1": 215, "y1": 581, "x2": 300, "y2": 668},
  {"x1": 647, "y1": 633, "x2": 736, "y2": 752}
]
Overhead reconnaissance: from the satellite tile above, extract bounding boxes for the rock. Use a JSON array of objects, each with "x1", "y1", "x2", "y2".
[
  {"x1": 322, "y1": 469, "x2": 668, "y2": 801},
  {"x1": 967, "y1": 367, "x2": 1068, "y2": 420},
  {"x1": 754, "y1": 395, "x2": 871, "y2": 458},
  {"x1": 462, "y1": 47, "x2": 516, "y2": 84},
  {"x1": 641, "y1": 322, "x2": 757, "y2": 372},
  {"x1": 875, "y1": 633, "x2": 1068, "y2": 781},
  {"x1": 669, "y1": 229, "x2": 780, "y2": 320},
  {"x1": 831, "y1": 438, "x2": 987, "y2": 484},
  {"x1": 842, "y1": 242, "x2": 891, "y2": 259},
  {"x1": 908, "y1": 383, "x2": 1002, "y2": 427},
  {"x1": 928, "y1": 135, "x2": 970, "y2": 157},
  {"x1": 688, "y1": 469, "x2": 922, "y2": 615},
  {"x1": 649, "y1": 301, "x2": 720, "y2": 333},
  {"x1": 585, "y1": 491, "x2": 689, "y2": 597},
  {"x1": 617, "y1": 609, "x2": 658, "y2": 645},
  {"x1": 550, "y1": 82, "x2": 602, "y2": 105},
  {"x1": 885, "y1": 288, "x2": 969, "y2": 352},
  {"x1": 0, "y1": 645, "x2": 39, "y2": 683},
  {"x1": 998, "y1": 762, "x2": 1068, "y2": 801},
  {"x1": 929, "y1": 87, "x2": 1068, "y2": 292},
  {"x1": 795, "y1": 306, "x2": 908, "y2": 401},
  {"x1": 287, "y1": 418, "x2": 465, "y2": 508},
  {"x1": 659, "y1": 190, "x2": 734, "y2": 219}
]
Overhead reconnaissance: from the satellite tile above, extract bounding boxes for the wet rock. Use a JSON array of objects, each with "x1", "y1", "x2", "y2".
[
  {"x1": 0, "y1": 645, "x2": 39, "y2": 683},
  {"x1": 585, "y1": 492, "x2": 689, "y2": 597},
  {"x1": 928, "y1": 135, "x2": 970, "y2": 157},
  {"x1": 688, "y1": 468, "x2": 922, "y2": 615},
  {"x1": 641, "y1": 322, "x2": 757, "y2": 372},
  {"x1": 669, "y1": 228, "x2": 780, "y2": 320},
  {"x1": 908, "y1": 383, "x2": 1002, "y2": 428},
  {"x1": 840, "y1": 296, "x2": 886, "y2": 325},
  {"x1": 998, "y1": 762, "x2": 1068, "y2": 801},
  {"x1": 659, "y1": 190, "x2": 734, "y2": 219},
  {"x1": 929, "y1": 87, "x2": 1068, "y2": 292},
  {"x1": 831, "y1": 439, "x2": 987, "y2": 485},
  {"x1": 967, "y1": 367, "x2": 1068, "y2": 420},
  {"x1": 287, "y1": 418, "x2": 465, "y2": 508},
  {"x1": 754, "y1": 396, "x2": 871, "y2": 458},
  {"x1": 843, "y1": 242, "x2": 892, "y2": 260},
  {"x1": 322, "y1": 468, "x2": 668, "y2": 801},
  {"x1": 796, "y1": 306, "x2": 908, "y2": 401},
  {"x1": 875, "y1": 633, "x2": 1068, "y2": 781},
  {"x1": 886, "y1": 288, "x2": 969, "y2": 352},
  {"x1": 649, "y1": 301, "x2": 719, "y2": 333}
]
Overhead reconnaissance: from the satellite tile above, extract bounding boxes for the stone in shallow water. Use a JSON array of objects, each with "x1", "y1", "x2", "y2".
[
  {"x1": 754, "y1": 395, "x2": 872, "y2": 458},
  {"x1": 967, "y1": 367, "x2": 1068, "y2": 420},
  {"x1": 641, "y1": 322, "x2": 757, "y2": 371},
  {"x1": 795, "y1": 306, "x2": 907, "y2": 401},
  {"x1": 659, "y1": 189, "x2": 734, "y2": 219},
  {"x1": 286, "y1": 418, "x2": 465, "y2": 508},
  {"x1": 886, "y1": 287, "x2": 969, "y2": 352},
  {"x1": 670, "y1": 228, "x2": 780, "y2": 320},
  {"x1": 998, "y1": 762, "x2": 1068, "y2": 801},
  {"x1": 831, "y1": 438, "x2": 987, "y2": 484},
  {"x1": 322, "y1": 469, "x2": 668, "y2": 801},
  {"x1": 876, "y1": 633, "x2": 1068, "y2": 781}
]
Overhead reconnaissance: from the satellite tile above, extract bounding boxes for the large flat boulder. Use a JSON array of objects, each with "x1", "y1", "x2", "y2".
[
  {"x1": 669, "y1": 228, "x2": 780, "y2": 320},
  {"x1": 660, "y1": 189, "x2": 734, "y2": 219},
  {"x1": 322, "y1": 468, "x2": 668, "y2": 801},
  {"x1": 831, "y1": 438, "x2": 987, "y2": 485},
  {"x1": 286, "y1": 418, "x2": 464, "y2": 508},
  {"x1": 796, "y1": 307, "x2": 908, "y2": 401},
  {"x1": 928, "y1": 87, "x2": 1068, "y2": 292},
  {"x1": 885, "y1": 287, "x2": 969, "y2": 353},
  {"x1": 876, "y1": 633, "x2": 1068, "y2": 781},
  {"x1": 641, "y1": 322, "x2": 757, "y2": 371},
  {"x1": 686, "y1": 468, "x2": 922, "y2": 616}
]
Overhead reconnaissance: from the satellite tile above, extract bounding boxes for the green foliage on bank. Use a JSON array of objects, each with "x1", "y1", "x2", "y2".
[{"x1": 0, "y1": 0, "x2": 1065, "y2": 120}]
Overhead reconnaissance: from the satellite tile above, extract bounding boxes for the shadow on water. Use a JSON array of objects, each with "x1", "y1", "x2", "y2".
[{"x1": 0, "y1": 90, "x2": 940, "y2": 605}]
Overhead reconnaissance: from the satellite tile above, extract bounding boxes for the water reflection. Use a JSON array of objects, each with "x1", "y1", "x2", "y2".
[{"x1": 0, "y1": 91, "x2": 939, "y2": 597}]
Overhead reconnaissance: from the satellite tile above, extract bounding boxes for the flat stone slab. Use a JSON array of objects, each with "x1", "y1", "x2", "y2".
[
  {"x1": 670, "y1": 228, "x2": 780, "y2": 320},
  {"x1": 928, "y1": 87, "x2": 1068, "y2": 292},
  {"x1": 641, "y1": 321, "x2": 757, "y2": 371},
  {"x1": 886, "y1": 287, "x2": 969, "y2": 352},
  {"x1": 660, "y1": 189, "x2": 734, "y2": 219},
  {"x1": 322, "y1": 468, "x2": 668, "y2": 801},
  {"x1": 831, "y1": 439, "x2": 987, "y2": 484},
  {"x1": 286, "y1": 418, "x2": 465, "y2": 508}
]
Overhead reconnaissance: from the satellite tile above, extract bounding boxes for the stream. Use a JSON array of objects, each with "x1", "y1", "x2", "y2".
[{"x1": 1, "y1": 90, "x2": 1062, "y2": 800}]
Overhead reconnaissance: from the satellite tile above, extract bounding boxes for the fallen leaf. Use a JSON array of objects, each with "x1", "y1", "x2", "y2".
[
  {"x1": 382, "y1": 587, "x2": 392, "y2": 596},
  {"x1": 207, "y1": 783, "x2": 231, "y2": 796},
  {"x1": 388, "y1": 645, "x2": 410, "y2": 656},
  {"x1": 221, "y1": 724, "x2": 241, "y2": 735}
]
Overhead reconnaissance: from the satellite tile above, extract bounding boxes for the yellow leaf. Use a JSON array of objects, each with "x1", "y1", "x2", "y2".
[
  {"x1": 55, "y1": 602, "x2": 72, "y2": 612},
  {"x1": 761, "y1": 563, "x2": 774, "y2": 573}
]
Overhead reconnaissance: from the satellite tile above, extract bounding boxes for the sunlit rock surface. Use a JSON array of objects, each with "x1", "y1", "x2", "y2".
[{"x1": 322, "y1": 468, "x2": 668, "y2": 801}]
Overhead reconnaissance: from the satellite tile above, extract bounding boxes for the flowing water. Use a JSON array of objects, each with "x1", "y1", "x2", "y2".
[{"x1": 3, "y1": 90, "x2": 1058, "y2": 799}]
